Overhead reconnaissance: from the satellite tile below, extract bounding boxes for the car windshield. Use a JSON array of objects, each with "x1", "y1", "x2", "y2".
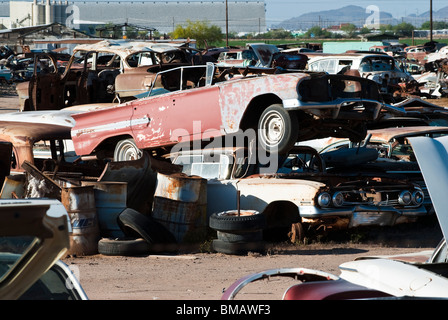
[
  {"x1": 359, "y1": 57, "x2": 396, "y2": 72},
  {"x1": 174, "y1": 153, "x2": 233, "y2": 180},
  {"x1": 126, "y1": 51, "x2": 156, "y2": 67},
  {"x1": 0, "y1": 236, "x2": 37, "y2": 281}
]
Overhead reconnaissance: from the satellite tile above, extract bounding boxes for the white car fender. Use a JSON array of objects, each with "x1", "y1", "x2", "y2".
[{"x1": 339, "y1": 258, "x2": 448, "y2": 298}]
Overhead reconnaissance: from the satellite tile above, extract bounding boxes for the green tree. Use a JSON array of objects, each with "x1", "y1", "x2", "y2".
[
  {"x1": 304, "y1": 26, "x2": 331, "y2": 38},
  {"x1": 379, "y1": 24, "x2": 393, "y2": 33},
  {"x1": 393, "y1": 22, "x2": 415, "y2": 37},
  {"x1": 171, "y1": 20, "x2": 222, "y2": 48},
  {"x1": 340, "y1": 23, "x2": 357, "y2": 38},
  {"x1": 96, "y1": 22, "x2": 122, "y2": 38},
  {"x1": 421, "y1": 21, "x2": 448, "y2": 30},
  {"x1": 359, "y1": 27, "x2": 372, "y2": 35}
]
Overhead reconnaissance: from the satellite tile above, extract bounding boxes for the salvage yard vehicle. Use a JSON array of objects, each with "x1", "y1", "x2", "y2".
[
  {"x1": 404, "y1": 45, "x2": 431, "y2": 65},
  {"x1": 0, "y1": 64, "x2": 12, "y2": 84},
  {"x1": 319, "y1": 126, "x2": 448, "y2": 213},
  {"x1": 221, "y1": 135, "x2": 448, "y2": 300},
  {"x1": 0, "y1": 199, "x2": 88, "y2": 300},
  {"x1": 307, "y1": 53, "x2": 413, "y2": 94},
  {"x1": 16, "y1": 39, "x2": 201, "y2": 111},
  {"x1": 70, "y1": 64, "x2": 389, "y2": 160},
  {"x1": 216, "y1": 43, "x2": 279, "y2": 68},
  {"x1": 0, "y1": 104, "x2": 114, "y2": 174},
  {"x1": 168, "y1": 145, "x2": 427, "y2": 242},
  {"x1": 369, "y1": 45, "x2": 405, "y2": 58}
]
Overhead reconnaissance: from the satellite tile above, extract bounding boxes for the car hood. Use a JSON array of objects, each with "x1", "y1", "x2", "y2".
[
  {"x1": 339, "y1": 258, "x2": 448, "y2": 298},
  {"x1": 408, "y1": 135, "x2": 448, "y2": 242},
  {"x1": 0, "y1": 199, "x2": 71, "y2": 299},
  {"x1": 336, "y1": 135, "x2": 448, "y2": 298}
]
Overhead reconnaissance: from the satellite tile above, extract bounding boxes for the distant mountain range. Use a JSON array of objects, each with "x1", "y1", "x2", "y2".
[{"x1": 274, "y1": 5, "x2": 448, "y2": 30}]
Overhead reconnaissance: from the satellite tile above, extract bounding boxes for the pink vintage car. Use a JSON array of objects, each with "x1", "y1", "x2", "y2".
[{"x1": 70, "y1": 65, "x2": 385, "y2": 160}]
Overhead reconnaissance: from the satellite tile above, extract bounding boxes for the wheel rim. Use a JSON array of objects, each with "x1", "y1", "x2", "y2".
[
  {"x1": 115, "y1": 141, "x2": 142, "y2": 161},
  {"x1": 260, "y1": 111, "x2": 285, "y2": 149},
  {"x1": 288, "y1": 222, "x2": 304, "y2": 243}
]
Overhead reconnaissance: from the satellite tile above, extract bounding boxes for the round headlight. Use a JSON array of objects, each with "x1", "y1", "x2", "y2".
[
  {"x1": 398, "y1": 190, "x2": 412, "y2": 205},
  {"x1": 318, "y1": 192, "x2": 331, "y2": 207},
  {"x1": 412, "y1": 190, "x2": 424, "y2": 205},
  {"x1": 332, "y1": 192, "x2": 344, "y2": 207}
]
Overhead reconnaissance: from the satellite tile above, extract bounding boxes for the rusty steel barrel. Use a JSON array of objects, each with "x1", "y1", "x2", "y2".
[
  {"x1": 81, "y1": 181, "x2": 127, "y2": 238},
  {"x1": 152, "y1": 173, "x2": 207, "y2": 243},
  {"x1": 61, "y1": 185, "x2": 100, "y2": 256}
]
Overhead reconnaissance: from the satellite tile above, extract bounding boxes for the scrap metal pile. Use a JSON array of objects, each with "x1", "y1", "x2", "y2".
[{"x1": 1, "y1": 39, "x2": 448, "y2": 257}]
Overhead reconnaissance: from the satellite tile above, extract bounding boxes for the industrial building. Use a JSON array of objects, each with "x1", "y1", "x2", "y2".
[{"x1": 0, "y1": 0, "x2": 267, "y2": 34}]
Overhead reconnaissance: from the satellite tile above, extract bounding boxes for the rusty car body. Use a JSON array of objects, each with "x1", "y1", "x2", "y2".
[
  {"x1": 215, "y1": 44, "x2": 279, "y2": 68},
  {"x1": 168, "y1": 145, "x2": 426, "y2": 241},
  {"x1": 319, "y1": 126, "x2": 448, "y2": 213},
  {"x1": 70, "y1": 65, "x2": 393, "y2": 160},
  {"x1": 0, "y1": 103, "x2": 117, "y2": 177},
  {"x1": 369, "y1": 45, "x2": 405, "y2": 58},
  {"x1": 221, "y1": 135, "x2": 448, "y2": 300},
  {"x1": 15, "y1": 39, "x2": 201, "y2": 111},
  {"x1": 404, "y1": 45, "x2": 431, "y2": 65},
  {"x1": 306, "y1": 53, "x2": 413, "y2": 95}
]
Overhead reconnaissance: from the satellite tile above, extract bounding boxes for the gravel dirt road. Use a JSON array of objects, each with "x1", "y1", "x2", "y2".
[{"x1": 0, "y1": 86, "x2": 446, "y2": 301}]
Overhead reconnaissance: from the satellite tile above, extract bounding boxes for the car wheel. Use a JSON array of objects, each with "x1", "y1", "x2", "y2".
[
  {"x1": 118, "y1": 208, "x2": 177, "y2": 244},
  {"x1": 258, "y1": 104, "x2": 298, "y2": 155},
  {"x1": 288, "y1": 222, "x2": 305, "y2": 243},
  {"x1": 209, "y1": 210, "x2": 266, "y2": 232},
  {"x1": 212, "y1": 239, "x2": 266, "y2": 255},
  {"x1": 98, "y1": 237, "x2": 151, "y2": 256},
  {"x1": 114, "y1": 138, "x2": 143, "y2": 162}
]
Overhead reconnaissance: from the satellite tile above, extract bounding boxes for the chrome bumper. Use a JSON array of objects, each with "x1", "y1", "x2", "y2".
[{"x1": 299, "y1": 205, "x2": 427, "y2": 227}]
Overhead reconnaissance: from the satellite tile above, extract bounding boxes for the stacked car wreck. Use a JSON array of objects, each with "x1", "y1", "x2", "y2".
[{"x1": 1, "y1": 39, "x2": 448, "y2": 258}]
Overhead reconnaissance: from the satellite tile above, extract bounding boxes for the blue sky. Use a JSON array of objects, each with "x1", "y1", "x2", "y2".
[
  {"x1": 19, "y1": 0, "x2": 444, "y2": 27},
  {"x1": 109, "y1": 0, "x2": 444, "y2": 26},
  {"x1": 264, "y1": 0, "x2": 445, "y2": 26}
]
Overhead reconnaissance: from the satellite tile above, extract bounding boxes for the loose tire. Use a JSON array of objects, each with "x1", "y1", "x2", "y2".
[
  {"x1": 114, "y1": 138, "x2": 143, "y2": 161},
  {"x1": 258, "y1": 104, "x2": 299, "y2": 155},
  {"x1": 217, "y1": 230, "x2": 263, "y2": 243},
  {"x1": 209, "y1": 210, "x2": 266, "y2": 232},
  {"x1": 118, "y1": 208, "x2": 177, "y2": 244},
  {"x1": 98, "y1": 237, "x2": 151, "y2": 256}
]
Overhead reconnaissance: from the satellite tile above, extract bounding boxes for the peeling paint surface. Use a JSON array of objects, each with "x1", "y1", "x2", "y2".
[{"x1": 218, "y1": 73, "x2": 302, "y2": 133}]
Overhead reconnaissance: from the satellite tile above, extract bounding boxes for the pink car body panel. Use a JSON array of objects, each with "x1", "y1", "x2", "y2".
[{"x1": 71, "y1": 72, "x2": 304, "y2": 156}]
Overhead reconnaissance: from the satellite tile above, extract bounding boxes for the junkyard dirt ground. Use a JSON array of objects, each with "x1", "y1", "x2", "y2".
[
  {"x1": 63, "y1": 219, "x2": 442, "y2": 300},
  {"x1": 0, "y1": 88, "x2": 447, "y2": 300}
]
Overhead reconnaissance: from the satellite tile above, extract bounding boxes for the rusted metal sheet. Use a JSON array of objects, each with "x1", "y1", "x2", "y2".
[
  {"x1": 0, "y1": 109, "x2": 76, "y2": 171},
  {"x1": 0, "y1": 174, "x2": 25, "y2": 199},
  {"x1": 152, "y1": 172, "x2": 207, "y2": 243},
  {"x1": 154, "y1": 172, "x2": 206, "y2": 203}
]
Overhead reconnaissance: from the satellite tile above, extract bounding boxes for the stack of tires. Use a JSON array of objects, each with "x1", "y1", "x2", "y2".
[
  {"x1": 209, "y1": 210, "x2": 266, "y2": 255},
  {"x1": 97, "y1": 208, "x2": 177, "y2": 256}
]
